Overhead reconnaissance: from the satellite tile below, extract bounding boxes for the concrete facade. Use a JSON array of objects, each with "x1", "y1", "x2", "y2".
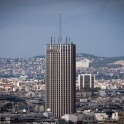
[
  {"x1": 45, "y1": 43, "x2": 76, "y2": 118},
  {"x1": 78, "y1": 74, "x2": 95, "y2": 90}
]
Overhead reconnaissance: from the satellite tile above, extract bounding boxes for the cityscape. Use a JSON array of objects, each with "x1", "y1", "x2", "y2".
[
  {"x1": 0, "y1": 49, "x2": 124, "y2": 123},
  {"x1": 0, "y1": 0, "x2": 124, "y2": 124}
]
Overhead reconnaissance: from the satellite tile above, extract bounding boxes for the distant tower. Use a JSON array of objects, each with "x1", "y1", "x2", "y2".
[{"x1": 45, "y1": 43, "x2": 76, "y2": 118}]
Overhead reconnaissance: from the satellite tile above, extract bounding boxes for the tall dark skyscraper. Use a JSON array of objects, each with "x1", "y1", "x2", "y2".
[{"x1": 45, "y1": 42, "x2": 76, "y2": 118}]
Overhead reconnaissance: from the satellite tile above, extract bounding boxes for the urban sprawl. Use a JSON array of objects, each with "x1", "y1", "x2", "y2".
[{"x1": 0, "y1": 53, "x2": 124, "y2": 124}]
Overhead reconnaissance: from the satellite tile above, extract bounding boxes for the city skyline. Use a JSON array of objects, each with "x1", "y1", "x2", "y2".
[{"x1": 0, "y1": 0, "x2": 124, "y2": 58}]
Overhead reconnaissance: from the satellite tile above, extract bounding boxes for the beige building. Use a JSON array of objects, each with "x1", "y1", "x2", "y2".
[
  {"x1": 45, "y1": 43, "x2": 76, "y2": 118},
  {"x1": 76, "y1": 59, "x2": 90, "y2": 68}
]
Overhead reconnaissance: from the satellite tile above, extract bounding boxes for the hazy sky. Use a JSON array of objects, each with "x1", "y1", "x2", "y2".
[{"x1": 0, "y1": 0, "x2": 124, "y2": 58}]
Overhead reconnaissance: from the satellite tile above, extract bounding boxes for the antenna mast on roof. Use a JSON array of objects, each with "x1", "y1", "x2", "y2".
[
  {"x1": 51, "y1": 37, "x2": 52, "y2": 44},
  {"x1": 59, "y1": 11, "x2": 62, "y2": 43}
]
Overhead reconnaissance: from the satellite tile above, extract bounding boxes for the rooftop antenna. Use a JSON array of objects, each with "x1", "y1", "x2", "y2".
[
  {"x1": 69, "y1": 37, "x2": 70, "y2": 43},
  {"x1": 58, "y1": 37, "x2": 59, "y2": 43},
  {"x1": 54, "y1": 37, "x2": 55, "y2": 43},
  {"x1": 66, "y1": 36, "x2": 67, "y2": 44},
  {"x1": 59, "y1": 11, "x2": 62, "y2": 43},
  {"x1": 51, "y1": 37, "x2": 52, "y2": 44}
]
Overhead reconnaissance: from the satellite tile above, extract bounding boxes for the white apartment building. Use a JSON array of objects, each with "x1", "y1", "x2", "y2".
[
  {"x1": 76, "y1": 59, "x2": 90, "y2": 68},
  {"x1": 78, "y1": 74, "x2": 95, "y2": 90}
]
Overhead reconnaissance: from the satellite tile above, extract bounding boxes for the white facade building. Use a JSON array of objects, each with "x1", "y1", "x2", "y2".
[
  {"x1": 76, "y1": 59, "x2": 90, "y2": 68},
  {"x1": 78, "y1": 74, "x2": 95, "y2": 90}
]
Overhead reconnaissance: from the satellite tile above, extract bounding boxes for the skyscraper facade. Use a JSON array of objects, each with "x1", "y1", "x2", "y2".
[{"x1": 45, "y1": 43, "x2": 76, "y2": 118}]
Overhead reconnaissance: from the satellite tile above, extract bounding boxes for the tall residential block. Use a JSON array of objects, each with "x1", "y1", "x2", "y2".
[
  {"x1": 45, "y1": 43, "x2": 76, "y2": 118},
  {"x1": 78, "y1": 74, "x2": 95, "y2": 90}
]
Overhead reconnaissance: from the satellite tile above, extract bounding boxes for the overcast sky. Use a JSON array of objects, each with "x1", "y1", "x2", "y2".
[{"x1": 0, "y1": 0, "x2": 124, "y2": 58}]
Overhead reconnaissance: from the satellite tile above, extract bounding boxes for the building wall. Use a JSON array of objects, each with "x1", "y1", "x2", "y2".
[
  {"x1": 76, "y1": 59, "x2": 90, "y2": 68},
  {"x1": 45, "y1": 43, "x2": 76, "y2": 118}
]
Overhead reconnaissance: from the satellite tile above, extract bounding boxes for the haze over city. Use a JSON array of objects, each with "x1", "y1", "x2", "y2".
[{"x1": 0, "y1": 0, "x2": 124, "y2": 58}]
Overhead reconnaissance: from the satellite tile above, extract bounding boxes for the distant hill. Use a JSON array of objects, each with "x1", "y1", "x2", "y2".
[
  {"x1": 33, "y1": 55, "x2": 45, "y2": 58},
  {"x1": 76, "y1": 53, "x2": 97, "y2": 59},
  {"x1": 89, "y1": 56, "x2": 124, "y2": 68},
  {"x1": 77, "y1": 53, "x2": 124, "y2": 68},
  {"x1": 33, "y1": 53, "x2": 124, "y2": 68},
  {"x1": 113, "y1": 60, "x2": 124, "y2": 66}
]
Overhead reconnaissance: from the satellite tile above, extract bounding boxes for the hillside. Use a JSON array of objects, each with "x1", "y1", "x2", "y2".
[
  {"x1": 113, "y1": 60, "x2": 124, "y2": 66},
  {"x1": 77, "y1": 53, "x2": 124, "y2": 68},
  {"x1": 33, "y1": 53, "x2": 124, "y2": 68},
  {"x1": 76, "y1": 53, "x2": 97, "y2": 59}
]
